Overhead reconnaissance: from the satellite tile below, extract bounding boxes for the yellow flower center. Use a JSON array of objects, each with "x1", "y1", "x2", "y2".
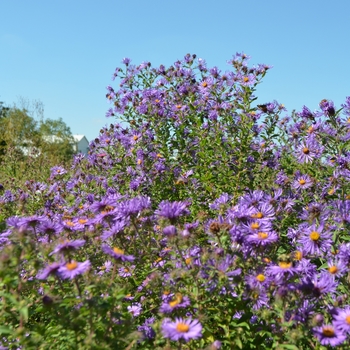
[
  {"x1": 303, "y1": 147, "x2": 310, "y2": 154},
  {"x1": 104, "y1": 205, "x2": 115, "y2": 212},
  {"x1": 258, "y1": 232, "x2": 268, "y2": 240},
  {"x1": 328, "y1": 187, "x2": 335, "y2": 195},
  {"x1": 78, "y1": 219, "x2": 88, "y2": 224},
  {"x1": 322, "y1": 327, "x2": 335, "y2": 337},
  {"x1": 299, "y1": 179, "x2": 306, "y2": 185},
  {"x1": 256, "y1": 274, "x2": 265, "y2": 282},
  {"x1": 155, "y1": 99, "x2": 160, "y2": 103},
  {"x1": 113, "y1": 247, "x2": 124, "y2": 255},
  {"x1": 176, "y1": 104, "x2": 182, "y2": 109},
  {"x1": 243, "y1": 77, "x2": 249, "y2": 82},
  {"x1": 65, "y1": 220, "x2": 75, "y2": 227},
  {"x1": 328, "y1": 266, "x2": 338, "y2": 274},
  {"x1": 66, "y1": 261, "x2": 78, "y2": 270},
  {"x1": 133, "y1": 135, "x2": 139, "y2": 141},
  {"x1": 310, "y1": 231, "x2": 320, "y2": 241},
  {"x1": 251, "y1": 212, "x2": 264, "y2": 219},
  {"x1": 346, "y1": 315, "x2": 350, "y2": 324},
  {"x1": 169, "y1": 299, "x2": 179, "y2": 307},
  {"x1": 137, "y1": 159, "x2": 142, "y2": 165},
  {"x1": 176, "y1": 323, "x2": 190, "y2": 333},
  {"x1": 251, "y1": 222, "x2": 260, "y2": 230},
  {"x1": 185, "y1": 257, "x2": 192, "y2": 265},
  {"x1": 201, "y1": 81, "x2": 208, "y2": 87},
  {"x1": 278, "y1": 261, "x2": 292, "y2": 269},
  {"x1": 293, "y1": 251, "x2": 303, "y2": 261}
]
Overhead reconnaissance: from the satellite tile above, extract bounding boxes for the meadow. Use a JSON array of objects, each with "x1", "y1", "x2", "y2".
[{"x1": 1, "y1": 53, "x2": 350, "y2": 349}]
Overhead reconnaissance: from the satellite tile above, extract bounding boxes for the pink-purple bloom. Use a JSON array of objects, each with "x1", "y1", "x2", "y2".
[
  {"x1": 58, "y1": 260, "x2": 91, "y2": 279},
  {"x1": 161, "y1": 317, "x2": 202, "y2": 342},
  {"x1": 101, "y1": 244, "x2": 135, "y2": 262},
  {"x1": 313, "y1": 323, "x2": 346, "y2": 347}
]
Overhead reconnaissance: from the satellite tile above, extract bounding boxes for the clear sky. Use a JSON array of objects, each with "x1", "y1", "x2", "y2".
[{"x1": 1, "y1": 0, "x2": 350, "y2": 142}]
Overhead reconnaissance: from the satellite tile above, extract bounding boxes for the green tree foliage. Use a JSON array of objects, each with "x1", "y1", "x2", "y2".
[
  {"x1": 39, "y1": 118, "x2": 75, "y2": 162},
  {"x1": 0, "y1": 101, "x2": 75, "y2": 184}
]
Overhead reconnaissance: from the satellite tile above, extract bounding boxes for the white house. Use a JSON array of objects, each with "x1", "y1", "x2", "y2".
[
  {"x1": 72, "y1": 135, "x2": 89, "y2": 155},
  {"x1": 19, "y1": 134, "x2": 89, "y2": 157}
]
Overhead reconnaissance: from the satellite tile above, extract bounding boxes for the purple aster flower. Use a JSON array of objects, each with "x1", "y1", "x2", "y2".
[
  {"x1": 118, "y1": 265, "x2": 134, "y2": 277},
  {"x1": 246, "y1": 271, "x2": 272, "y2": 290},
  {"x1": 299, "y1": 272, "x2": 337, "y2": 297},
  {"x1": 50, "y1": 165, "x2": 67, "y2": 177},
  {"x1": 334, "y1": 307, "x2": 350, "y2": 333},
  {"x1": 37, "y1": 220, "x2": 63, "y2": 238},
  {"x1": 159, "y1": 293, "x2": 191, "y2": 314},
  {"x1": 295, "y1": 257, "x2": 317, "y2": 277},
  {"x1": 98, "y1": 261, "x2": 113, "y2": 276},
  {"x1": 210, "y1": 193, "x2": 232, "y2": 210},
  {"x1": 50, "y1": 239, "x2": 85, "y2": 256},
  {"x1": 161, "y1": 317, "x2": 202, "y2": 342},
  {"x1": 101, "y1": 244, "x2": 135, "y2": 262},
  {"x1": 296, "y1": 136, "x2": 322, "y2": 163},
  {"x1": 90, "y1": 197, "x2": 118, "y2": 214},
  {"x1": 333, "y1": 200, "x2": 350, "y2": 224},
  {"x1": 137, "y1": 316, "x2": 156, "y2": 340},
  {"x1": 319, "y1": 99, "x2": 336, "y2": 116},
  {"x1": 248, "y1": 289, "x2": 269, "y2": 310},
  {"x1": 249, "y1": 202, "x2": 275, "y2": 221},
  {"x1": 338, "y1": 242, "x2": 350, "y2": 265},
  {"x1": 163, "y1": 225, "x2": 177, "y2": 237},
  {"x1": 267, "y1": 260, "x2": 296, "y2": 282},
  {"x1": 326, "y1": 259, "x2": 347, "y2": 277},
  {"x1": 298, "y1": 105, "x2": 315, "y2": 120},
  {"x1": 127, "y1": 302, "x2": 142, "y2": 317},
  {"x1": 58, "y1": 260, "x2": 91, "y2": 279},
  {"x1": 117, "y1": 196, "x2": 151, "y2": 218},
  {"x1": 36, "y1": 262, "x2": 62, "y2": 280},
  {"x1": 155, "y1": 200, "x2": 190, "y2": 221},
  {"x1": 19, "y1": 215, "x2": 47, "y2": 231},
  {"x1": 101, "y1": 219, "x2": 127, "y2": 240},
  {"x1": 211, "y1": 340, "x2": 222, "y2": 349},
  {"x1": 292, "y1": 174, "x2": 313, "y2": 190},
  {"x1": 246, "y1": 230, "x2": 278, "y2": 247},
  {"x1": 297, "y1": 224, "x2": 332, "y2": 256},
  {"x1": 122, "y1": 57, "x2": 131, "y2": 65},
  {"x1": 313, "y1": 323, "x2": 346, "y2": 347}
]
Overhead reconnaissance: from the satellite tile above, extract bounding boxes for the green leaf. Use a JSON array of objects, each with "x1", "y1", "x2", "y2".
[
  {"x1": 277, "y1": 345, "x2": 299, "y2": 350},
  {"x1": 0, "y1": 326, "x2": 12, "y2": 334}
]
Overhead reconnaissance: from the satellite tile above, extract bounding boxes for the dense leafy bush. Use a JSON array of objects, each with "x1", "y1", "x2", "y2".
[
  {"x1": 1, "y1": 53, "x2": 350, "y2": 349},
  {"x1": 0, "y1": 103, "x2": 74, "y2": 189}
]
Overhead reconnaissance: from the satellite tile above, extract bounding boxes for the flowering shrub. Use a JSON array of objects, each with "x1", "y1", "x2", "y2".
[{"x1": 1, "y1": 53, "x2": 350, "y2": 349}]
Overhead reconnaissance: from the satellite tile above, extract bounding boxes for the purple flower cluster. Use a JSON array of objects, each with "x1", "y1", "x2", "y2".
[{"x1": 3, "y1": 53, "x2": 350, "y2": 348}]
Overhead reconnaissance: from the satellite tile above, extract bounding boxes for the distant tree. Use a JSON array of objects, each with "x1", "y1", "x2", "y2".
[
  {"x1": 0, "y1": 101, "x2": 9, "y2": 119},
  {"x1": 39, "y1": 117, "x2": 75, "y2": 162},
  {"x1": 0, "y1": 101, "x2": 9, "y2": 157},
  {"x1": 0, "y1": 100, "x2": 75, "y2": 163}
]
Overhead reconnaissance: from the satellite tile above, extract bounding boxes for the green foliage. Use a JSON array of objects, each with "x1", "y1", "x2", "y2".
[
  {"x1": 0, "y1": 101, "x2": 75, "y2": 187},
  {"x1": 2, "y1": 56, "x2": 350, "y2": 349}
]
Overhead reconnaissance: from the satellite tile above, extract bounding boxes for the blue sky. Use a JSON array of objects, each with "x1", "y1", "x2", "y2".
[{"x1": 1, "y1": 0, "x2": 349, "y2": 142}]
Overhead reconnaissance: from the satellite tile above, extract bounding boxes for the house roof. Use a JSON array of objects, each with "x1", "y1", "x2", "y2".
[
  {"x1": 41, "y1": 134, "x2": 89, "y2": 144},
  {"x1": 73, "y1": 134, "x2": 87, "y2": 142}
]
